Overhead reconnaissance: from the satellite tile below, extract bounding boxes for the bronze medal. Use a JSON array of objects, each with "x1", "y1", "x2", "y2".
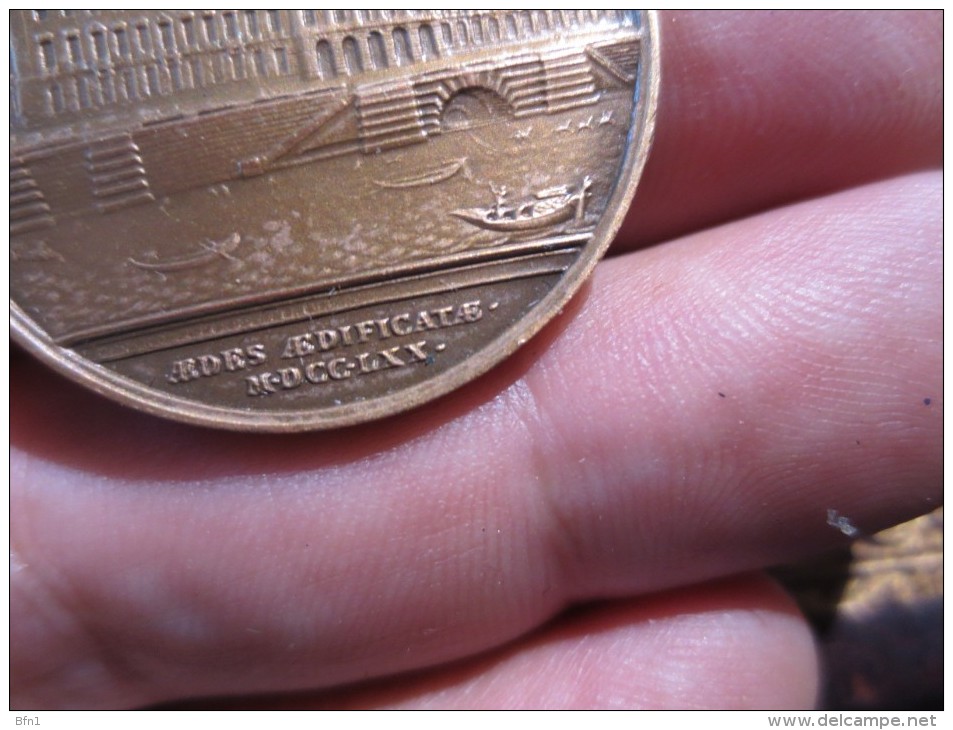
[{"x1": 10, "y1": 10, "x2": 659, "y2": 430}]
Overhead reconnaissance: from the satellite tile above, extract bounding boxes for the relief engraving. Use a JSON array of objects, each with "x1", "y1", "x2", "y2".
[
  {"x1": 10, "y1": 10, "x2": 657, "y2": 429},
  {"x1": 9, "y1": 161, "x2": 54, "y2": 234},
  {"x1": 373, "y1": 156, "x2": 469, "y2": 189},
  {"x1": 12, "y1": 10, "x2": 640, "y2": 343},
  {"x1": 245, "y1": 340, "x2": 433, "y2": 396},
  {"x1": 163, "y1": 299, "x2": 489, "y2": 394},
  {"x1": 85, "y1": 133, "x2": 155, "y2": 213},
  {"x1": 128, "y1": 233, "x2": 241, "y2": 276}
]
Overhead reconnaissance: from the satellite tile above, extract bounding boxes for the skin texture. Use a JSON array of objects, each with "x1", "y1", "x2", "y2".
[{"x1": 10, "y1": 11, "x2": 941, "y2": 710}]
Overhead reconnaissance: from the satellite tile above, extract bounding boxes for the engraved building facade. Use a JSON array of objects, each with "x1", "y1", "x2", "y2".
[{"x1": 12, "y1": 9, "x2": 634, "y2": 133}]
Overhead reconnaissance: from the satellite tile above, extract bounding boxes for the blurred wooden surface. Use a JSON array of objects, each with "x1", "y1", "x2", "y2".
[{"x1": 774, "y1": 508, "x2": 942, "y2": 709}]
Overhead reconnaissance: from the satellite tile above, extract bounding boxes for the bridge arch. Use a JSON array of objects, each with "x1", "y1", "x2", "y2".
[
  {"x1": 439, "y1": 71, "x2": 513, "y2": 109},
  {"x1": 440, "y1": 87, "x2": 510, "y2": 131},
  {"x1": 431, "y1": 71, "x2": 516, "y2": 132}
]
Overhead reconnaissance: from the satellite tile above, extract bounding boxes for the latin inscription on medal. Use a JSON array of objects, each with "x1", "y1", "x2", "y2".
[{"x1": 162, "y1": 300, "x2": 490, "y2": 395}]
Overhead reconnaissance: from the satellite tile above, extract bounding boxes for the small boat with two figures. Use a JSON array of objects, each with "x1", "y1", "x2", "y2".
[{"x1": 451, "y1": 176, "x2": 592, "y2": 233}]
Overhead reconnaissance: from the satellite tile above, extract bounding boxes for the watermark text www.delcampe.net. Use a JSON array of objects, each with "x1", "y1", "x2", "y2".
[{"x1": 768, "y1": 715, "x2": 937, "y2": 728}]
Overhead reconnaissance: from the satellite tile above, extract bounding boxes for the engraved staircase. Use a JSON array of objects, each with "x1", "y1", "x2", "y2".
[
  {"x1": 541, "y1": 52, "x2": 599, "y2": 113},
  {"x1": 85, "y1": 133, "x2": 154, "y2": 214},
  {"x1": 498, "y1": 61, "x2": 548, "y2": 117},
  {"x1": 356, "y1": 81, "x2": 428, "y2": 153},
  {"x1": 412, "y1": 83, "x2": 445, "y2": 138},
  {"x1": 10, "y1": 162, "x2": 54, "y2": 234}
]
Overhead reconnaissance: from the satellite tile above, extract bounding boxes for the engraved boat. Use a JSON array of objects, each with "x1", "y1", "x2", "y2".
[
  {"x1": 374, "y1": 157, "x2": 468, "y2": 189},
  {"x1": 128, "y1": 233, "x2": 241, "y2": 273},
  {"x1": 451, "y1": 177, "x2": 591, "y2": 233}
]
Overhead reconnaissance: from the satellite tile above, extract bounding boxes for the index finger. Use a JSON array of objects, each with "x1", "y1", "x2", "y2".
[{"x1": 618, "y1": 10, "x2": 941, "y2": 248}]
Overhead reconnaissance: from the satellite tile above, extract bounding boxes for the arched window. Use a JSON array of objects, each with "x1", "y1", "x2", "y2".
[
  {"x1": 66, "y1": 33, "x2": 83, "y2": 66},
  {"x1": 145, "y1": 65, "x2": 160, "y2": 96},
  {"x1": 112, "y1": 26, "x2": 129, "y2": 60},
  {"x1": 274, "y1": 47, "x2": 289, "y2": 74},
  {"x1": 38, "y1": 36, "x2": 56, "y2": 71},
  {"x1": 76, "y1": 75, "x2": 91, "y2": 107},
  {"x1": 485, "y1": 17, "x2": 500, "y2": 42},
  {"x1": 519, "y1": 12, "x2": 534, "y2": 36},
  {"x1": 134, "y1": 22, "x2": 151, "y2": 55},
  {"x1": 419, "y1": 24, "x2": 438, "y2": 60},
  {"x1": 90, "y1": 27, "x2": 108, "y2": 63},
  {"x1": 470, "y1": 18, "x2": 483, "y2": 44},
  {"x1": 368, "y1": 31, "x2": 388, "y2": 69},
  {"x1": 157, "y1": 19, "x2": 175, "y2": 52},
  {"x1": 243, "y1": 10, "x2": 260, "y2": 38},
  {"x1": 342, "y1": 36, "x2": 363, "y2": 74},
  {"x1": 180, "y1": 15, "x2": 196, "y2": 48},
  {"x1": 202, "y1": 14, "x2": 219, "y2": 45},
  {"x1": 48, "y1": 82, "x2": 65, "y2": 113},
  {"x1": 222, "y1": 12, "x2": 239, "y2": 40},
  {"x1": 392, "y1": 27, "x2": 412, "y2": 66},
  {"x1": 315, "y1": 39, "x2": 336, "y2": 79}
]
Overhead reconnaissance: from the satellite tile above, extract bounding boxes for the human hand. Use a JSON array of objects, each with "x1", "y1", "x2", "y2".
[{"x1": 11, "y1": 11, "x2": 940, "y2": 709}]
